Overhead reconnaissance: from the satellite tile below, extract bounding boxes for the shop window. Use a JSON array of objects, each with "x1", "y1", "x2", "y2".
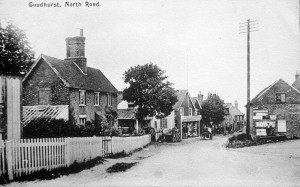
[
  {"x1": 94, "y1": 92, "x2": 100, "y2": 105},
  {"x1": 79, "y1": 90, "x2": 86, "y2": 105},
  {"x1": 276, "y1": 93, "x2": 286, "y2": 103},
  {"x1": 38, "y1": 88, "x2": 51, "y2": 105},
  {"x1": 160, "y1": 119, "x2": 167, "y2": 129}
]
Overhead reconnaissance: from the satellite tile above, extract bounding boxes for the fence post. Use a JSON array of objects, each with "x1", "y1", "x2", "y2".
[
  {"x1": 65, "y1": 138, "x2": 70, "y2": 167},
  {"x1": 6, "y1": 140, "x2": 14, "y2": 180}
]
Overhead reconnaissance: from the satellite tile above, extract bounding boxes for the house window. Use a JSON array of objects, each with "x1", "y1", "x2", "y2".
[
  {"x1": 154, "y1": 121, "x2": 157, "y2": 129},
  {"x1": 160, "y1": 119, "x2": 167, "y2": 129},
  {"x1": 79, "y1": 90, "x2": 86, "y2": 105},
  {"x1": 276, "y1": 93, "x2": 286, "y2": 103},
  {"x1": 179, "y1": 108, "x2": 184, "y2": 116},
  {"x1": 94, "y1": 92, "x2": 100, "y2": 105},
  {"x1": 189, "y1": 108, "x2": 192, "y2": 116},
  {"x1": 38, "y1": 88, "x2": 51, "y2": 105},
  {"x1": 79, "y1": 115, "x2": 86, "y2": 125},
  {"x1": 107, "y1": 93, "x2": 112, "y2": 106}
]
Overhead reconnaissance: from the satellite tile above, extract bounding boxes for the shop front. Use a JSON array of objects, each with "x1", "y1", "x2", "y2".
[{"x1": 181, "y1": 116, "x2": 201, "y2": 139}]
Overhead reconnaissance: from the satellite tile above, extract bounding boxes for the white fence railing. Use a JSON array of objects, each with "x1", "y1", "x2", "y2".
[
  {"x1": 112, "y1": 135, "x2": 151, "y2": 154},
  {"x1": 0, "y1": 135, "x2": 151, "y2": 180}
]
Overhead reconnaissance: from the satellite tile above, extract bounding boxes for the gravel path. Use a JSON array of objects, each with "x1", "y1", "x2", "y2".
[{"x1": 6, "y1": 136, "x2": 300, "y2": 187}]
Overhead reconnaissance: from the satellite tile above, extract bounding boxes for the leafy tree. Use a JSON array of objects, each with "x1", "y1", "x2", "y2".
[
  {"x1": 0, "y1": 22, "x2": 35, "y2": 76},
  {"x1": 123, "y1": 63, "x2": 178, "y2": 121},
  {"x1": 201, "y1": 93, "x2": 226, "y2": 125}
]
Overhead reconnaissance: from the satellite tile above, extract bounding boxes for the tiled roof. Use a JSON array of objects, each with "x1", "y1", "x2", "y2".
[
  {"x1": 24, "y1": 54, "x2": 118, "y2": 93},
  {"x1": 173, "y1": 90, "x2": 188, "y2": 110},
  {"x1": 23, "y1": 105, "x2": 69, "y2": 126},
  {"x1": 191, "y1": 97, "x2": 202, "y2": 109},
  {"x1": 224, "y1": 103, "x2": 244, "y2": 116},
  {"x1": 117, "y1": 109, "x2": 136, "y2": 119}
]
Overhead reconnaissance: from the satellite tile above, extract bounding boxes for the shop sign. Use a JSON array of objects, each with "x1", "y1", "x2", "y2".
[
  {"x1": 277, "y1": 120, "x2": 286, "y2": 132},
  {"x1": 253, "y1": 116, "x2": 263, "y2": 120},
  {"x1": 270, "y1": 115, "x2": 276, "y2": 120},
  {"x1": 256, "y1": 129, "x2": 266, "y2": 136},
  {"x1": 255, "y1": 121, "x2": 275, "y2": 128}
]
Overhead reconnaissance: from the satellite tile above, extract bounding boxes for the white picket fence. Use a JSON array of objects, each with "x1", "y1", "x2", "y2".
[{"x1": 0, "y1": 135, "x2": 150, "y2": 180}]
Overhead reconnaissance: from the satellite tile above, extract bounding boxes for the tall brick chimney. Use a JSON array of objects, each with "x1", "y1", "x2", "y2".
[
  {"x1": 295, "y1": 71, "x2": 299, "y2": 81},
  {"x1": 235, "y1": 100, "x2": 238, "y2": 109},
  {"x1": 65, "y1": 29, "x2": 87, "y2": 74}
]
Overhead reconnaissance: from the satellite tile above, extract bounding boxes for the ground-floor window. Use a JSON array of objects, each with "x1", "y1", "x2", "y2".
[
  {"x1": 79, "y1": 115, "x2": 86, "y2": 125},
  {"x1": 160, "y1": 119, "x2": 167, "y2": 129}
]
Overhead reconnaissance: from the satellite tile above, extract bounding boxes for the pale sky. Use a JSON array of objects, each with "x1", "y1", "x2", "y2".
[{"x1": 1, "y1": 0, "x2": 299, "y2": 113}]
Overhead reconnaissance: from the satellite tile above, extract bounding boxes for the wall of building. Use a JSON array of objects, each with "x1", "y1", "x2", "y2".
[
  {"x1": 23, "y1": 59, "x2": 69, "y2": 106},
  {"x1": 252, "y1": 103, "x2": 300, "y2": 138},
  {"x1": 150, "y1": 111, "x2": 175, "y2": 131},
  {"x1": 69, "y1": 88, "x2": 118, "y2": 125}
]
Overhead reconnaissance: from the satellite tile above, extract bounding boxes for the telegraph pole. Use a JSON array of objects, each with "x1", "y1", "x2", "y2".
[{"x1": 239, "y1": 19, "x2": 259, "y2": 135}]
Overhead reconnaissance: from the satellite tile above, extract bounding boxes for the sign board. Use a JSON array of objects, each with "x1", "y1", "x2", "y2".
[
  {"x1": 277, "y1": 120, "x2": 286, "y2": 133},
  {"x1": 270, "y1": 115, "x2": 276, "y2": 120},
  {"x1": 255, "y1": 121, "x2": 275, "y2": 128},
  {"x1": 256, "y1": 129, "x2": 266, "y2": 136},
  {"x1": 253, "y1": 116, "x2": 263, "y2": 120}
]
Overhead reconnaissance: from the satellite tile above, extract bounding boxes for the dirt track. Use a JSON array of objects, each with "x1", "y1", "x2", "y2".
[{"x1": 6, "y1": 136, "x2": 300, "y2": 187}]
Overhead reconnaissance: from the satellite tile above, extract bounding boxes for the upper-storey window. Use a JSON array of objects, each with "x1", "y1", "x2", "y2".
[
  {"x1": 189, "y1": 108, "x2": 192, "y2": 116},
  {"x1": 94, "y1": 92, "x2": 100, "y2": 105},
  {"x1": 276, "y1": 93, "x2": 286, "y2": 103},
  {"x1": 179, "y1": 108, "x2": 184, "y2": 116},
  {"x1": 79, "y1": 90, "x2": 86, "y2": 105},
  {"x1": 38, "y1": 88, "x2": 51, "y2": 105},
  {"x1": 107, "y1": 93, "x2": 112, "y2": 107}
]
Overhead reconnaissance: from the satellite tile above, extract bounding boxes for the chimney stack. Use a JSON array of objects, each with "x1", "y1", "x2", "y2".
[
  {"x1": 197, "y1": 91, "x2": 204, "y2": 105},
  {"x1": 295, "y1": 71, "x2": 299, "y2": 81},
  {"x1": 235, "y1": 100, "x2": 238, "y2": 109},
  {"x1": 65, "y1": 29, "x2": 87, "y2": 74}
]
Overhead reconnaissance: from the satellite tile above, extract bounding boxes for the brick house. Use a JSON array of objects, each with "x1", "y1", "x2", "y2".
[
  {"x1": 251, "y1": 79, "x2": 300, "y2": 138},
  {"x1": 23, "y1": 33, "x2": 118, "y2": 126}
]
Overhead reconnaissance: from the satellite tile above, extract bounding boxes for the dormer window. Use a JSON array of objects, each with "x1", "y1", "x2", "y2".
[
  {"x1": 79, "y1": 90, "x2": 86, "y2": 105},
  {"x1": 276, "y1": 93, "x2": 286, "y2": 103}
]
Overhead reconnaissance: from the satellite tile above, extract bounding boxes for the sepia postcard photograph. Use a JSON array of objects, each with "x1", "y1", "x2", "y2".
[{"x1": 0, "y1": 0, "x2": 299, "y2": 186}]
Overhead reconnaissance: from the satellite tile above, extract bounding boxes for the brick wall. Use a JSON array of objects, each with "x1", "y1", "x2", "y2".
[
  {"x1": 23, "y1": 59, "x2": 69, "y2": 106},
  {"x1": 253, "y1": 103, "x2": 300, "y2": 138},
  {"x1": 69, "y1": 88, "x2": 118, "y2": 125}
]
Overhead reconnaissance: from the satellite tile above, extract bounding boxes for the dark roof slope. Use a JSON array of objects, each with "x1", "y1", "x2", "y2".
[
  {"x1": 191, "y1": 97, "x2": 202, "y2": 109},
  {"x1": 25, "y1": 54, "x2": 118, "y2": 93},
  {"x1": 251, "y1": 79, "x2": 300, "y2": 105},
  {"x1": 173, "y1": 90, "x2": 188, "y2": 110}
]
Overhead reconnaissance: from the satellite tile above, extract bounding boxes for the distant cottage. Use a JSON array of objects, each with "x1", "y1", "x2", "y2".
[{"x1": 22, "y1": 32, "x2": 118, "y2": 126}]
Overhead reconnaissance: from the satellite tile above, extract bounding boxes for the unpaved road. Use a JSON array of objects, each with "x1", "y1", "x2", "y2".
[{"x1": 6, "y1": 136, "x2": 300, "y2": 187}]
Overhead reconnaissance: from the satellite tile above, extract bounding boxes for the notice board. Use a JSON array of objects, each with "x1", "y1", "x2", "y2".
[{"x1": 277, "y1": 120, "x2": 286, "y2": 132}]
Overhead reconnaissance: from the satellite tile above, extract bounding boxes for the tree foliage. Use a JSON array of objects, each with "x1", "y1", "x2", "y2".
[
  {"x1": 123, "y1": 63, "x2": 178, "y2": 121},
  {"x1": 201, "y1": 93, "x2": 226, "y2": 125},
  {"x1": 0, "y1": 22, "x2": 35, "y2": 76}
]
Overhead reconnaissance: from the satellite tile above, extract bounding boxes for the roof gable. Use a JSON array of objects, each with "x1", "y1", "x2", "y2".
[
  {"x1": 173, "y1": 90, "x2": 196, "y2": 110},
  {"x1": 24, "y1": 54, "x2": 118, "y2": 93},
  {"x1": 251, "y1": 79, "x2": 300, "y2": 105}
]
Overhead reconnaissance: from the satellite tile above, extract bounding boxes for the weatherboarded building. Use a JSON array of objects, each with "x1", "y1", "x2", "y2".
[
  {"x1": 23, "y1": 33, "x2": 118, "y2": 126},
  {"x1": 251, "y1": 79, "x2": 300, "y2": 138}
]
